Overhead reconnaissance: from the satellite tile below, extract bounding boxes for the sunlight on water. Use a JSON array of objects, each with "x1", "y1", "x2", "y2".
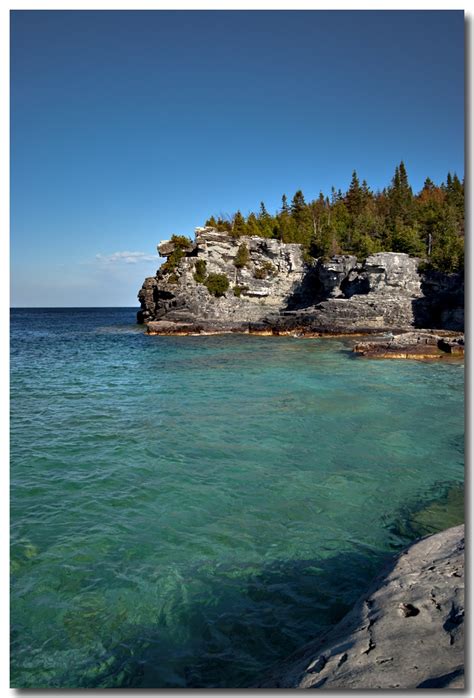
[{"x1": 10, "y1": 308, "x2": 464, "y2": 687}]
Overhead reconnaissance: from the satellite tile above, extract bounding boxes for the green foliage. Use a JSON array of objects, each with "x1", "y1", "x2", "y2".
[
  {"x1": 161, "y1": 248, "x2": 185, "y2": 274},
  {"x1": 246, "y1": 213, "x2": 260, "y2": 237},
  {"x1": 216, "y1": 217, "x2": 232, "y2": 233},
  {"x1": 254, "y1": 267, "x2": 267, "y2": 279},
  {"x1": 234, "y1": 243, "x2": 250, "y2": 269},
  {"x1": 257, "y1": 201, "x2": 274, "y2": 238},
  {"x1": 168, "y1": 273, "x2": 179, "y2": 285},
  {"x1": 262, "y1": 261, "x2": 277, "y2": 275},
  {"x1": 254, "y1": 261, "x2": 276, "y2": 279},
  {"x1": 233, "y1": 285, "x2": 248, "y2": 297},
  {"x1": 205, "y1": 216, "x2": 217, "y2": 227},
  {"x1": 170, "y1": 234, "x2": 192, "y2": 248},
  {"x1": 193, "y1": 259, "x2": 207, "y2": 283},
  {"x1": 345, "y1": 170, "x2": 364, "y2": 218},
  {"x1": 204, "y1": 273, "x2": 230, "y2": 297},
  {"x1": 389, "y1": 221, "x2": 425, "y2": 256},
  {"x1": 231, "y1": 211, "x2": 247, "y2": 238},
  {"x1": 429, "y1": 210, "x2": 464, "y2": 273},
  {"x1": 161, "y1": 234, "x2": 193, "y2": 274},
  {"x1": 201, "y1": 164, "x2": 464, "y2": 272}
]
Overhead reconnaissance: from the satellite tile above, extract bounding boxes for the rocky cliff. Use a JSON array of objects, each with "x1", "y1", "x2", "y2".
[
  {"x1": 138, "y1": 228, "x2": 463, "y2": 334},
  {"x1": 257, "y1": 524, "x2": 464, "y2": 690}
]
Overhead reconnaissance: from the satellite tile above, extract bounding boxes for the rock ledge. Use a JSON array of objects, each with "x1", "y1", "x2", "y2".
[{"x1": 257, "y1": 525, "x2": 464, "y2": 689}]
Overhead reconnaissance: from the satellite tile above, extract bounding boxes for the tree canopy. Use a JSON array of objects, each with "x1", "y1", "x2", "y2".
[{"x1": 202, "y1": 163, "x2": 464, "y2": 272}]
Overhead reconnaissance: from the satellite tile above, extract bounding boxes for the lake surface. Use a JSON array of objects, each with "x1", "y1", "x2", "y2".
[{"x1": 10, "y1": 307, "x2": 464, "y2": 688}]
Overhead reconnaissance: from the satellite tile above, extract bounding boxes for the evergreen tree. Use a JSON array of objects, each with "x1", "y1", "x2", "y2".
[
  {"x1": 389, "y1": 161, "x2": 414, "y2": 225},
  {"x1": 234, "y1": 242, "x2": 250, "y2": 268},
  {"x1": 445, "y1": 172, "x2": 464, "y2": 224},
  {"x1": 430, "y1": 208, "x2": 464, "y2": 272},
  {"x1": 259, "y1": 201, "x2": 269, "y2": 218},
  {"x1": 257, "y1": 201, "x2": 274, "y2": 238},
  {"x1": 231, "y1": 211, "x2": 247, "y2": 238},
  {"x1": 246, "y1": 213, "x2": 260, "y2": 237},
  {"x1": 289, "y1": 190, "x2": 313, "y2": 247},
  {"x1": 390, "y1": 221, "x2": 425, "y2": 256},
  {"x1": 290, "y1": 190, "x2": 306, "y2": 217},
  {"x1": 346, "y1": 170, "x2": 364, "y2": 218},
  {"x1": 200, "y1": 162, "x2": 464, "y2": 271},
  {"x1": 216, "y1": 216, "x2": 232, "y2": 233}
]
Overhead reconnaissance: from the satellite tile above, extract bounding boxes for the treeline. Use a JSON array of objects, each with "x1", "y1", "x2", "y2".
[{"x1": 204, "y1": 163, "x2": 464, "y2": 272}]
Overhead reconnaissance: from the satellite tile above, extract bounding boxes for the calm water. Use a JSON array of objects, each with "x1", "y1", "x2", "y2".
[{"x1": 10, "y1": 308, "x2": 464, "y2": 688}]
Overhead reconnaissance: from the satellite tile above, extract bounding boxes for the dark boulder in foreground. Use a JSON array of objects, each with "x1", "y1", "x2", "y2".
[{"x1": 257, "y1": 525, "x2": 464, "y2": 689}]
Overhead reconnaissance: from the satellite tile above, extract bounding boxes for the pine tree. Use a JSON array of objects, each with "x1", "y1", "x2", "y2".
[
  {"x1": 346, "y1": 170, "x2": 363, "y2": 218},
  {"x1": 430, "y1": 208, "x2": 464, "y2": 272},
  {"x1": 281, "y1": 194, "x2": 290, "y2": 214},
  {"x1": 231, "y1": 211, "x2": 247, "y2": 238},
  {"x1": 246, "y1": 213, "x2": 260, "y2": 237},
  {"x1": 290, "y1": 190, "x2": 312, "y2": 246},
  {"x1": 258, "y1": 201, "x2": 274, "y2": 238},
  {"x1": 445, "y1": 172, "x2": 464, "y2": 223},
  {"x1": 216, "y1": 217, "x2": 232, "y2": 233},
  {"x1": 259, "y1": 201, "x2": 269, "y2": 218},
  {"x1": 398, "y1": 161, "x2": 412, "y2": 195},
  {"x1": 389, "y1": 161, "x2": 414, "y2": 226},
  {"x1": 234, "y1": 242, "x2": 250, "y2": 268},
  {"x1": 200, "y1": 162, "x2": 463, "y2": 272},
  {"x1": 290, "y1": 190, "x2": 306, "y2": 217}
]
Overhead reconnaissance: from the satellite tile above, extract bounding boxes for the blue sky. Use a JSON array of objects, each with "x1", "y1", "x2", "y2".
[{"x1": 10, "y1": 10, "x2": 464, "y2": 307}]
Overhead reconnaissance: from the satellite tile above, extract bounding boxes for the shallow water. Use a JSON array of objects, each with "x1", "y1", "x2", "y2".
[{"x1": 10, "y1": 308, "x2": 464, "y2": 688}]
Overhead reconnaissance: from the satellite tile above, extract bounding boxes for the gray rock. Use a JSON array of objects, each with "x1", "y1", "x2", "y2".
[
  {"x1": 257, "y1": 525, "x2": 464, "y2": 690},
  {"x1": 137, "y1": 230, "x2": 464, "y2": 332},
  {"x1": 353, "y1": 331, "x2": 465, "y2": 359}
]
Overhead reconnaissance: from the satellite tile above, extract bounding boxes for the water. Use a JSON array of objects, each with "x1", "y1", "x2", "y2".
[{"x1": 10, "y1": 308, "x2": 464, "y2": 688}]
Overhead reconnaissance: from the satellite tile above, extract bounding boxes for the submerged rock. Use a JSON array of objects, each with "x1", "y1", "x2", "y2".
[
  {"x1": 257, "y1": 525, "x2": 464, "y2": 689},
  {"x1": 137, "y1": 228, "x2": 464, "y2": 333}
]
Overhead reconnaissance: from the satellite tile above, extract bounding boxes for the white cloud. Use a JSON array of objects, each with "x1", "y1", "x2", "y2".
[{"x1": 95, "y1": 251, "x2": 157, "y2": 265}]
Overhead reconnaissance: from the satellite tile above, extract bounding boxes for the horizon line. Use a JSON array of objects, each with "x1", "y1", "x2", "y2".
[{"x1": 10, "y1": 305, "x2": 140, "y2": 309}]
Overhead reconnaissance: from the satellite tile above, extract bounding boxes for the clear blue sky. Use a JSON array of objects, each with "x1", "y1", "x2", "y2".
[{"x1": 11, "y1": 10, "x2": 464, "y2": 307}]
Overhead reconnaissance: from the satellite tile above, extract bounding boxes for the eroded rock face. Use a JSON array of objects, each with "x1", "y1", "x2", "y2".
[
  {"x1": 257, "y1": 525, "x2": 464, "y2": 690},
  {"x1": 137, "y1": 228, "x2": 307, "y2": 325},
  {"x1": 137, "y1": 228, "x2": 464, "y2": 332}
]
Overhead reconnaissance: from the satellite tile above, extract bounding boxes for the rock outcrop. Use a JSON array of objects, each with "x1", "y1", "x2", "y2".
[
  {"x1": 353, "y1": 331, "x2": 465, "y2": 360},
  {"x1": 137, "y1": 228, "x2": 464, "y2": 333},
  {"x1": 138, "y1": 228, "x2": 306, "y2": 327},
  {"x1": 257, "y1": 525, "x2": 464, "y2": 690}
]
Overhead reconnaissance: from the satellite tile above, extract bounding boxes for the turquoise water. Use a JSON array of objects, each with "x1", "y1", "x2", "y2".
[{"x1": 10, "y1": 308, "x2": 464, "y2": 688}]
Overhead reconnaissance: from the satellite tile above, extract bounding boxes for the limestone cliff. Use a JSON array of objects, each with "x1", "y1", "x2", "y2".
[
  {"x1": 137, "y1": 227, "x2": 463, "y2": 333},
  {"x1": 137, "y1": 227, "x2": 306, "y2": 327}
]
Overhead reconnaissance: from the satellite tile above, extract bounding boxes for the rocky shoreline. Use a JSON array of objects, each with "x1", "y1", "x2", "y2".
[
  {"x1": 353, "y1": 330, "x2": 465, "y2": 360},
  {"x1": 138, "y1": 228, "x2": 463, "y2": 343},
  {"x1": 257, "y1": 525, "x2": 465, "y2": 690}
]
